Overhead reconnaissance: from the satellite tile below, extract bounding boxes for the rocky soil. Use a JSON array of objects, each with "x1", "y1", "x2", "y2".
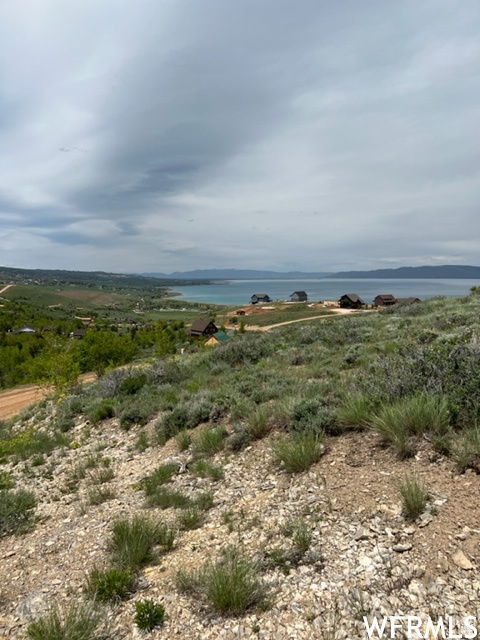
[{"x1": 1, "y1": 410, "x2": 480, "y2": 639}]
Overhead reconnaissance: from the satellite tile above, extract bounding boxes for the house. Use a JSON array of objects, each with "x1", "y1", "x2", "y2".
[
  {"x1": 338, "y1": 293, "x2": 364, "y2": 309},
  {"x1": 374, "y1": 294, "x2": 397, "y2": 307},
  {"x1": 70, "y1": 329, "x2": 87, "y2": 339},
  {"x1": 396, "y1": 297, "x2": 421, "y2": 305},
  {"x1": 190, "y1": 318, "x2": 218, "y2": 337},
  {"x1": 251, "y1": 293, "x2": 271, "y2": 304},
  {"x1": 204, "y1": 331, "x2": 230, "y2": 346},
  {"x1": 290, "y1": 291, "x2": 308, "y2": 302},
  {"x1": 12, "y1": 324, "x2": 36, "y2": 334}
]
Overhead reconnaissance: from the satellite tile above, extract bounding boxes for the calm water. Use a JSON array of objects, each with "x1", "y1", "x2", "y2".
[{"x1": 172, "y1": 279, "x2": 476, "y2": 306}]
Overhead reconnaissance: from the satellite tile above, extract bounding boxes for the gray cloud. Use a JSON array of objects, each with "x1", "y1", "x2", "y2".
[{"x1": 0, "y1": 0, "x2": 479, "y2": 273}]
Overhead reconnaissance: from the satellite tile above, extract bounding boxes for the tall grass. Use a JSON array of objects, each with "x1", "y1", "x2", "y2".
[
  {"x1": 399, "y1": 474, "x2": 429, "y2": 520},
  {"x1": 26, "y1": 601, "x2": 109, "y2": 640},
  {"x1": 371, "y1": 394, "x2": 450, "y2": 458},
  {"x1": 271, "y1": 432, "x2": 325, "y2": 473}
]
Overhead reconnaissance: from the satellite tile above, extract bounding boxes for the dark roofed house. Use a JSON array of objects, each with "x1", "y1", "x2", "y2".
[
  {"x1": 251, "y1": 293, "x2": 271, "y2": 304},
  {"x1": 190, "y1": 318, "x2": 218, "y2": 337},
  {"x1": 290, "y1": 291, "x2": 308, "y2": 302},
  {"x1": 374, "y1": 294, "x2": 397, "y2": 307},
  {"x1": 338, "y1": 293, "x2": 364, "y2": 309},
  {"x1": 70, "y1": 329, "x2": 87, "y2": 339},
  {"x1": 396, "y1": 297, "x2": 421, "y2": 305}
]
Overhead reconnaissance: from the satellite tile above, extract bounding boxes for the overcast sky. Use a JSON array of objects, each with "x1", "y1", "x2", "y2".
[{"x1": 0, "y1": 0, "x2": 479, "y2": 274}]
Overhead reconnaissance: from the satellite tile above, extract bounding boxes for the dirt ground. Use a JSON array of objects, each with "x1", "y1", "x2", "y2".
[{"x1": 0, "y1": 374, "x2": 96, "y2": 420}]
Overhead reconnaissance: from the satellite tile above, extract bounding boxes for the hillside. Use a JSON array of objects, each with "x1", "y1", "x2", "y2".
[
  {"x1": 329, "y1": 264, "x2": 480, "y2": 279},
  {"x1": 143, "y1": 269, "x2": 332, "y2": 280},
  {"x1": 1, "y1": 291, "x2": 480, "y2": 638}
]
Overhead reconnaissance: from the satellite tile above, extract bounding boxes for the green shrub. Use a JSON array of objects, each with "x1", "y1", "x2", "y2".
[
  {"x1": 227, "y1": 425, "x2": 251, "y2": 451},
  {"x1": 135, "y1": 430, "x2": 149, "y2": 452},
  {"x1": 110, "y1": 515, "x2": 161, "y2": 569},
  {"x1": 176, "y1": 547, "x2": 268, "y2": 614},
  {"x1": 86, "y1": 399, "x2": 115, "y2": 425},
  {"x1": 134, "y1": 599, "x2": 165, "y2": 631},
  {"x1": 175, "y1": 429, "x2": 191, "y2": 451},
  {"x1": 451, "y1": 427, "x2": 480, "y2": 472},
  {"x1": 193, "y1": 426, "x2": 227, "y2": 457},
  {"x1": 205, "y1": 548, "x2": 268, "y2": 614},
  {"x1": 26, "y1": 601, "x2": 108, "y2": 640},
  {"x1": 157, "y1": 406, "x2": 189, "y2": 441},
  {"x1": 119, "y1": 373, "x2": 147, "y2": 396},
  {"x1": 87, "y1": 486, "x2": 115, "y2": 505},
  {"x1": 142, "y1": 462, "x2": 179, "y2": 495},
  {"x1": 283, "y1": 519, "x2": 313, "y2": 554},
  {"x1": 194, "y1": 489, "x2": 214, "y2": 511},
  {"x1": 0, "y1": 470, "x2": 14, "y2": 490},
  {"x1": 190, "y1": 459, "x2": 224, "y2": 481},
  {"x1": 155, "y1": 523, "x2": 176, "y2": 551},
  {"x1": 178, "y1": 507, "x2": 202, "y2": 530},
  {"x1": 85, "y1": 567, "x2": 133, "y2": 602},
  {"x1": 399, "y1": 474, "x2": 429, "y2": 520},
  {"x1": 289, "y1": 397, "x2": 337, "y2": 436},
  {"x1": 145, "y1": 487, "x2": 191, "y2": 509},
  {"x1": 0, "y1": 488, "x2": 36, "y2": 536},
  {"x1": 271, "y1": 432, "x2": 325, "y2": 473}
]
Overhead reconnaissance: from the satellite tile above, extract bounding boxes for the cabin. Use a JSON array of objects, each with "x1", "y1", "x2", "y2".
[
  {"x1": 374, "y1": 294, "x2": 397, "y2": 307},
  {"x1": 290, "y1": 291, "x2": 308, "y2": 302},
  {"x1": 70, "y1": 329, "x2": 87, "y2": 339},
  {"x1": 204, "y1": 331, "x2": 230, "y2": 346},
  {"x1": 251, "y1": 294, "x2": 271, "y2": 304},
  {"x1": 190, "y1": 318, "x2": 218, "y2": 337},
  {"x1": 12, "y1": 324, "x2": 36, "y2": 334},
  {"x1": 338, "y1": 293, "x2": 364, "y2": 309},
  {"x1": 396, "y1": 297, "x2": 421, "y2": 305}
]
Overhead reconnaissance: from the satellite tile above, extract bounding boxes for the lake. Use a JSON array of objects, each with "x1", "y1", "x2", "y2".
[{"x1": 171, "y1": 278, "x2": 476, "y2": 306}]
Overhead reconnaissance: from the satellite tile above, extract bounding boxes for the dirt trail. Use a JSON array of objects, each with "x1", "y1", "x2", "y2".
[
  {"x1": 0, "y1": 373, "x2": 96, "y2": 420},
  {"x1": 245, "y1": 308, "x2": 370, "y2": 331},
  {"x1": 0, "y1": 283, "x2": 14, "y2": 295}
]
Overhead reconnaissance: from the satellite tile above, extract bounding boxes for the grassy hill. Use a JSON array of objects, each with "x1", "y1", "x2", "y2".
[{"x1": 1, "y1": 290, "x2": 480, "y2": 638}]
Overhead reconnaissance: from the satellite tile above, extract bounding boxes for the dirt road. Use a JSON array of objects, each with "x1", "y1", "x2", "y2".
[
  {"x1": 0, "y1": 283, "x2": 13, "y2": 295},
  {"x1": 0, "y1": 373, "x2": 97, "y2": 420},
  {"x1": 245, "y1": 308, "x2": 369, "y2": 331}
]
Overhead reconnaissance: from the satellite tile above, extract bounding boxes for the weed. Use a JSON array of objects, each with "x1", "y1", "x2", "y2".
[
  {"x1": 155, "y1": 523, "x2": 176, "y2": 550},
  {"x1": 271, "y1": 432, "x2": 325, "y2": 473},
  {"x1": 178, "y1": 507, "x2": 202, "y2": 530},
  {"x1": 85, "y1": 567, "x2": 133, "y2": 602},
  {"x1": 134, "y1": 599, "x2": 165, "y2": 631},
  {"x1": 176, "y1": 546, "x2": 269, "y2": 614},
  {"x1": 87, "y1": 467, "x2": 114, "y2": 485},
  {"x1": 283, "y1": 519, "x2": 313, "y2": 553},
  {"x1": 451, "y1": 427, "x2": 480, "y2": 472},
  {"x1": 175, "y1": 429, "x2": 191, "y2": 451},
  {"x1": 193, "y1": 426, "x2": 227, "y2": 457},
  {"x1": 338, "y1": 393, "x2": 374, "y2": 429},
  {"x1": 26, "y1": 601, "x2": 109, "y2": 640},
  {"x1": 399, "y1": 474, "x2": 429, "y2": 520},
  {"x1": 142, "y1": 462, "x2": 179, "y2": 496},
  {"x1": 110, "y1": 515, "x2": 161, "y2": 569},
  {"x1": 246, "y1": 405, "x2": 271, "y2": 440},
  {"x1": 135, "y1": 430, "x2": 149, "y2": 452},
  {"x1": 371, "y1": 394, "x2": 450, "y2": 458},
  {"x1": 190, "y1": 459, "x2": 224, "y2": 481},
  {"x1": 194, "y1": 490, "x2": 214, "y2": 511},
  {"x1": 145, "y1": 487, "x2": 191, "y2": 509},
  {"x1": 0, "y1": 488, "x2": 36, "y2": 536},
  {"x1": 87, "y1": 486, "x2": 115, "y2": 505}
]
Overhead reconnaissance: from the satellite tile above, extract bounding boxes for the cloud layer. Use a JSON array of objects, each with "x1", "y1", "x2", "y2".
[{"x1": 1, "y1": 0, "x2": 479, "y2": 273}]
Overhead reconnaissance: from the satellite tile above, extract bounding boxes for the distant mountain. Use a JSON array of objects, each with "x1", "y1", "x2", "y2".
[
  {"x1": 329, "y1": 265, "x2": 480, "y2": 279},
  {"x1": 143, "y1": 269, "x2": 332, "y2": 280}
]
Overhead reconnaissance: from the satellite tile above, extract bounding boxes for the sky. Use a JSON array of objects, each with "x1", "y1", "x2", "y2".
[{"x1": 0, "y1": 0, "x2": 479, "y2": 274}]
